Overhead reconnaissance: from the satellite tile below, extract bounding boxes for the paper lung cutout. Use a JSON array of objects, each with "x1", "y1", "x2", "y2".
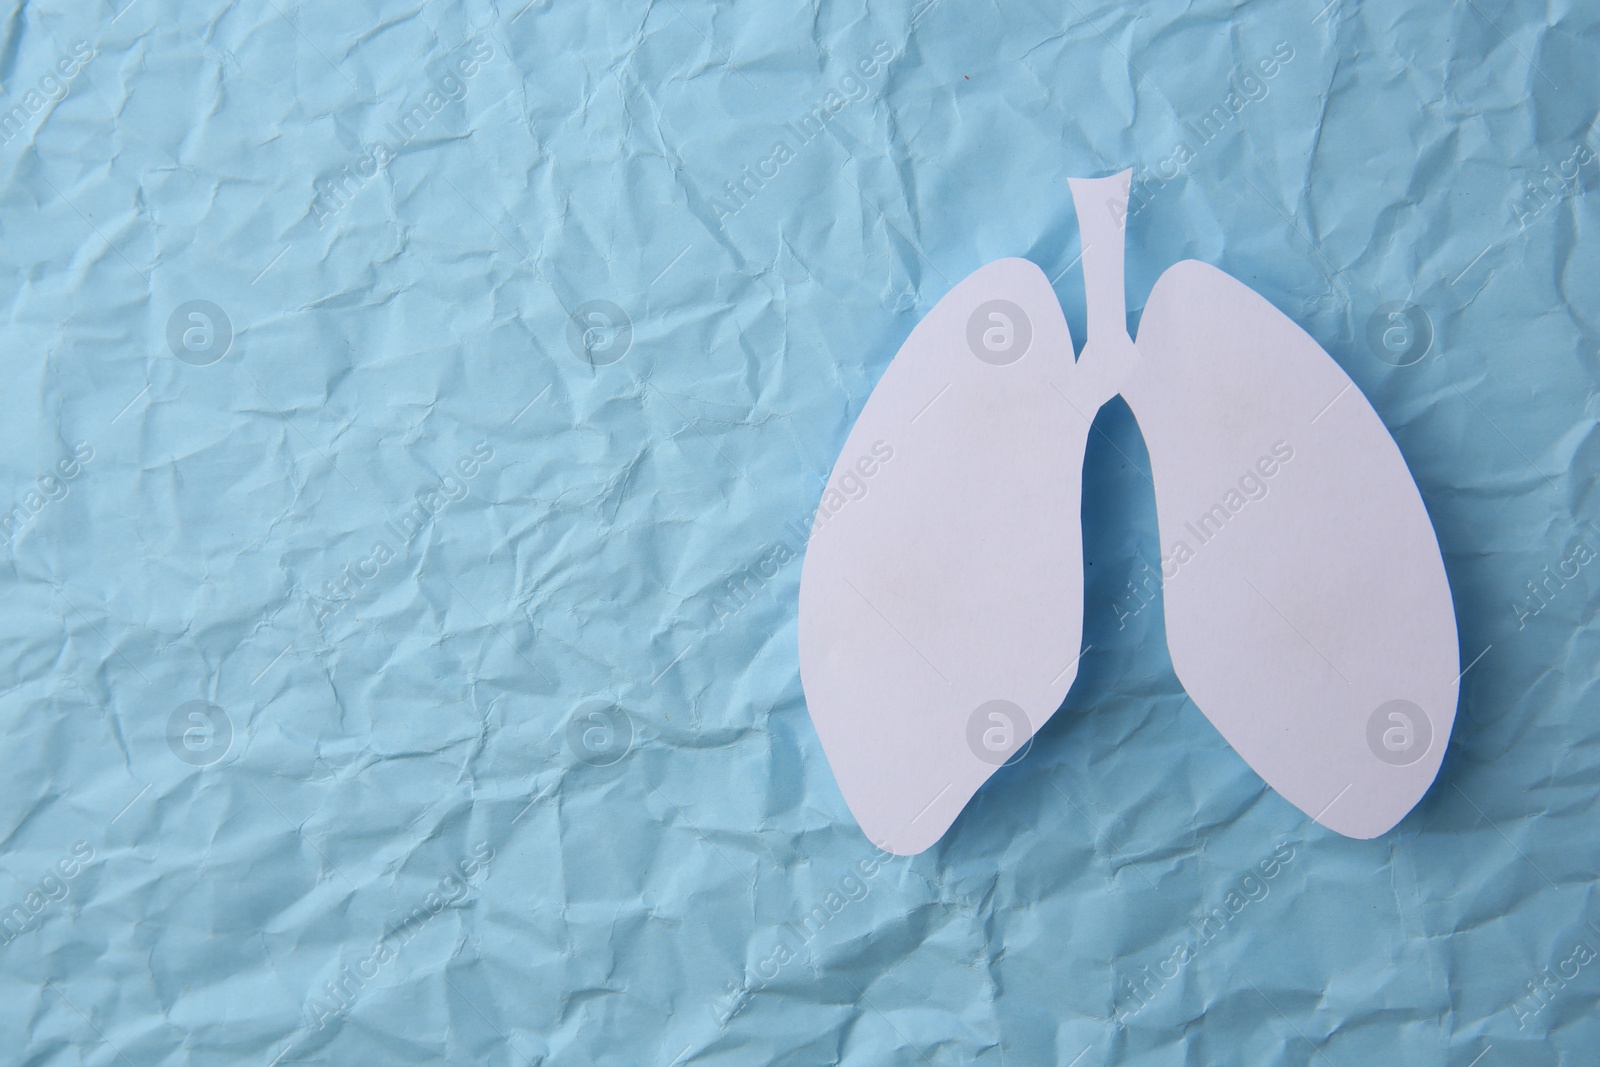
[
  {"x1": 796, "y1": 259, "x2": 1093, "y2": 856},
  {"x1": 799, "y1": 170, "x2": 1459, "y2": 853},
  {"x1": 1125, "y1": 262, "x2": 1458, "y2": 838}
]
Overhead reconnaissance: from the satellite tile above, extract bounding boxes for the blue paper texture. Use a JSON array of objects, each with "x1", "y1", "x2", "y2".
[{"x1": 0, "y1": 0, "x2": 1595, "y2": 1063}]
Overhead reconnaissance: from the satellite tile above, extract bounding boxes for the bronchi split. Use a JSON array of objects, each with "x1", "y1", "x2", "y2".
[{"x1": 798, "y1": 171, "x2": 1459, "y2": 855}]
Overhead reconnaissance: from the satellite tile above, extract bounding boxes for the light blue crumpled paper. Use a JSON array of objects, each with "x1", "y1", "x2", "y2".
[{"x1": 0, "y1": 0, "x2": 1596, "y2": 1063}]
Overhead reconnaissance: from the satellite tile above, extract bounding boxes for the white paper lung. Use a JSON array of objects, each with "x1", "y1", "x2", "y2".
[
  {"x1": 797, "y1": 258, "x2": 1094, "y2": 856},
  {"x1": 1070, "y1": 171, "x2": 1458, "y2": 839},
  {"x1": 798, "y1": 170, "x2": 1459, "y2": 853},
  {"x1": 1123, "y1": 260, "x2": 1458, "y2": 838}
]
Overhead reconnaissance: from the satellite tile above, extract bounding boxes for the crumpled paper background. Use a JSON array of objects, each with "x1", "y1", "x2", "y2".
[{"x1": 0, "y1": 0, "x2": 1596, "y2": 1063}]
